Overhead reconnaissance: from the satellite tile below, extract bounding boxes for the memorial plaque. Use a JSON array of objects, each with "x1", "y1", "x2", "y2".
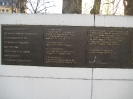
[
  {"x1": 43, "y1": 26, "x2": 88, "y2": 67},
  {"x1": 1, "y1": 25, "x2": 132, "y2": 68},
  {"x1": 2, "y1": 25, "x2": 43, "y2": 66},
  {"x1": 88, "y1": 27, "x2": 131, "y2": 68}
]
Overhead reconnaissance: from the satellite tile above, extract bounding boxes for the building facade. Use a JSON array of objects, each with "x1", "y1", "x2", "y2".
[
  {"x1": 0, "y1": 0, "x2": 26, "y2": 13},
  {"x1": 0, "y1": 0, "x2": 12, "y2": 13}
]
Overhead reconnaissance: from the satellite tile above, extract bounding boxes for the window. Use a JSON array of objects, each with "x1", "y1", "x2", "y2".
[
  {"x1": 2, "y1": 2, "x2": 4, "y2": 5},
  {"x1": 6, "y1": 10, "x2": 9, "y2": 13},
  {"x1": 2, "y1": 9, "x2": 4, "y2": 13}
]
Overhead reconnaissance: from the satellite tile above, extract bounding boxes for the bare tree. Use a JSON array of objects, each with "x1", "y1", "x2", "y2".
[
  {"x1": 90, "y1": 0, "x2": 133, "y2": 15},
  {"x1": 10, "y1": 0, "x2": 55, "y2": 14},
  {"x1": 25, "y1": 0, "x2": 55, "y2": 14},
  {"x1": 90, "y1": 0, "x2": 117, "y2": 14}
]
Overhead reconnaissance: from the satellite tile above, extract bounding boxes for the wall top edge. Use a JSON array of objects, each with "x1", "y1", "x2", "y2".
[
  {"x1": 0, "y1": 14, "x2": 133, "y2": 27},
  {"x1": 0, "y1": 13, "x2": 133, "y2": 17}
]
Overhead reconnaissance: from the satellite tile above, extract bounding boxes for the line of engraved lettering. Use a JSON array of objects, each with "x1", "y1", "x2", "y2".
[
  {"x1": 90, "y1": 30, "x2": 128, "y2": 35},
  {"x1": 46, "y1": 32, "x2": 74, "y2": 36},
  {"x1": 89, "y1": 49, "x2": 116, "y2": 54},
  {"x1": 4, "y1": 28, "x2": 29, "y2": 31},
  {"x1": 24, "y1": 33, "x2": 38, "y2": 35},
  {"x1": 4, "y1": 50, "x2": 30, "y2": 53},
  {"x1": 11, "y1": 50, "x2": 22, "y2": 53},
  {"x1": 4, "y1": 54, "x2": 20, "y2": 58},
  {"x1": 45, "y1": 56, "x2": 76, "y2": 64},
  {"x1": 23, "y1": 51, "x2": 30, "y2": 53},
  {"x1": 46, "y1": 48, "x2": 64, "y2": 50},
  {"x1": 90, "y1": 30, "x2": 105, "y2": 32},
  {"x1": 4, "y1": 46, "x2": 18, "y2": 48},
  {"x1": 90, "y1": 43, "x2": 119, "y2": 46},
  {"x1": 90, "y1": 35, "x2": 125, "y2": 39},
  {"x1": 46, "y1": 44, "x2": 71, "y2": 47},
  {"x1": 4, "y1": 33, "x2": 38, "y2": 35},
  {"x1": 4, "y1": 41, "x2": 28, "y2": 44},
  {"x1": 46, "y1": 37, "x2": 69, "y2": 40},
  {"x1": 46, "y1": 56, "x2": 61, "y2": 59},
  {"x1": 46, "y1": 29, "x2": 62, "y2": 31},
  {"x1": 90, "y1": 39, "x2": 120, "y2": 41},
  {"x1": 46, "y1": 42, "x2": 71, "y2": 47},
  {"x1": 46, "y1": 51, "x2": 74, "y2": 55},
  {"x1": 4, "y1": 59, "x2": 31, "y2": 62},
  {"x1": 89, "y1": 61, "x2": 109, "y2": 65},
  {"x1": 4, "y1": 37, "x2": 27, "y2": 40},
  {"x1": 90, "y1": 30, "x2": 123, "y2": 33},
  {"x1": 5, "y1": 33, "x2": 24, "y2": 35}
]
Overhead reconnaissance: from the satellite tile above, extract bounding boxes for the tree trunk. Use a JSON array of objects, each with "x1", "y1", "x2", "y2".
[
  {"x1": 62, "y1": 0, "x2": 82, "y2": 14},
  {"x1": 90, "y1": 0, "x2": 101, "y2": 14},
  {"x1": 123, "y1": 0, "x2": 133, "y2": 15}
]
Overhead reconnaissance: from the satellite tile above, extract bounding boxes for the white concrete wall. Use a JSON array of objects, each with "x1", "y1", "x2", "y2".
[{"x1": 0, "y1": 14, "x2": 133, "y2": 99}]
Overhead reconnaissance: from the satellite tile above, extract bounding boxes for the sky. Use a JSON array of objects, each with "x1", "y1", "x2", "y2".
[{"x1": 27, "y1": 0, "x2": 124, "y2": 15}]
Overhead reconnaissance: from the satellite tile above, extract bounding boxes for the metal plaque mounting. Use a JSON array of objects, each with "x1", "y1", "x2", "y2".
[
  {"x1": 88, "y1": 27, "x2": 131, "y2": 68},
  {"x1": 2, "y1": 25, "x2": 43, "y2": 66},
  {"x1": 43, "y1": 26, "x2": 88, "y2": 67},
  {"x1": 1, "y1": 25, "x2": 132, "y2": 68}
]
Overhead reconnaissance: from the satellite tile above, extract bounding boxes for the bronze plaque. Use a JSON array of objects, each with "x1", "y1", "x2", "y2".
[
  {"x1": 44, "y1": 26, "x2": 87, "y2": 67},
  {"x1": 1, "y1": 25, "x2": 132, "y2": 68},
  {"x1": 2, "y1": 25, "x2": 43, "y2": 66},
  {"x1": 88, "y1": 27, "x2": 131, "y2": 68}
]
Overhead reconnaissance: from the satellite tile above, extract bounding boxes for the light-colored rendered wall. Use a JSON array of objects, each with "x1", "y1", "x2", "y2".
[{"x1": 0, "y1": 14, "x2": 133, "y2": 99}]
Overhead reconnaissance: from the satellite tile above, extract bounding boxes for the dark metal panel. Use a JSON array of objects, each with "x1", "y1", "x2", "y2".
[
  {"x1": 87, "y1": 27, "x2": 131, "y2": 68},
  {"x1": 2, "y1": 25, "x2": 43, "y2": 66},
  {"x1": 131, "y1": 29, "x2": 133, "y2": 68},
  {"x1": 1, "y1": 25, "x2": 132, "y2": 68},
  {"x1": 43, "y1": 26, "x2": 87, "y2": 67}
]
